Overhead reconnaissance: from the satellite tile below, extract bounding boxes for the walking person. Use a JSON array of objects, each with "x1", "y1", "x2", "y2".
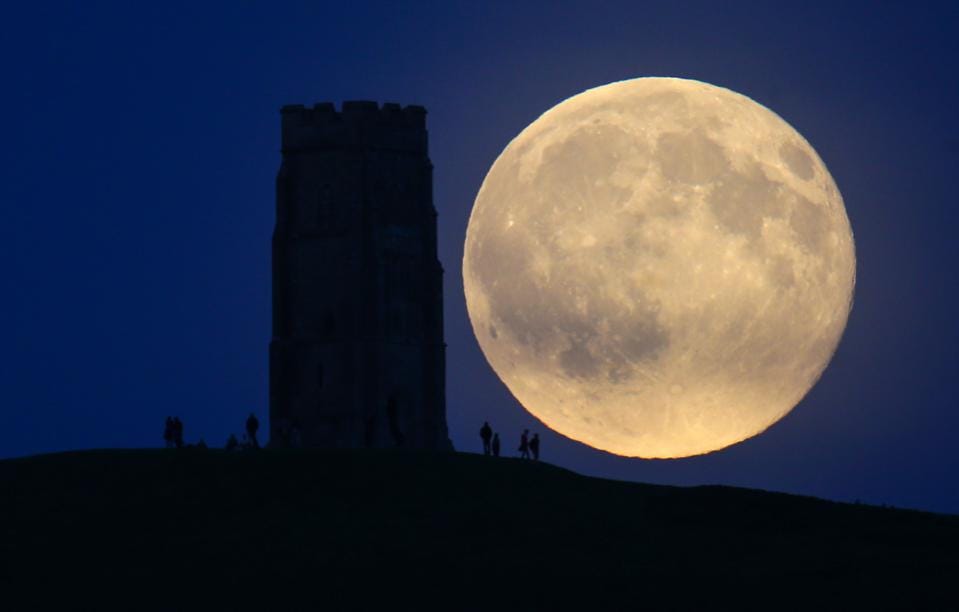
[
  {"x1": 246, "y1": 413, "x2": 260, "y2": 449},
  {"x1": 480, "y1": 421, "x2": 493, "y2": 455},
  {"x1": 173, "y1": 417, "x2": 184, "y2": 449},
  {"x1": 530, "y1": 433, "x2": 540, "y2": 461},
  {"x1": 491, "y1": 432, "x2": 501, "y2": 457},
  {"x1": 519, "y1": 429, "x2": 530, "y2": 459},
  {"x1": 163, "y1": 417, "x2": 174, "y2": 449}
]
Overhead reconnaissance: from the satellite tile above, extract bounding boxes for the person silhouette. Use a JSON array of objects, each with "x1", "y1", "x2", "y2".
[
  {"x1": 225, "y1": 434, "x2": 238, "y2": 451},
  {"x1": 173, "y1": 417, "x2": 184, "y2": 449},
  {"x1": 480, "y1": 421, "x2": 493, "y2": 455},
  {"x1": 491, "y1": 432, "x2": 501, "y2": 457},
  {"x1": 529, "y1": 433, "x2": 540, "y2": 461},
  {"x1": 519, "y1": 429, "x2": 530, "y2": 459},
  {"x1": 246, "y1": 413, "x2": 260, "y2": 449},
  {"x1": 163, "y1": 417, "x2": 174, "y2": 449}
]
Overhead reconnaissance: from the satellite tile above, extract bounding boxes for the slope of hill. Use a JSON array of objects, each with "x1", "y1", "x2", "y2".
[{"x1": 1, "y1": 449, "x2": 956, "y2": 610}]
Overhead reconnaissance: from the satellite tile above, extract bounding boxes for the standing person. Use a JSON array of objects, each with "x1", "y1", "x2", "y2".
[
  {"x1": 480, "y1": 421, "x2": 493, "y2": 455},
  {"x1": 163, "y1": 417, "x2": 174, "y2": 449},
  {"x1": 519, "y1": 429, "x2": 530, "y2": 459},
  {"x1": 173, "y1": 417, "x2": 184, "y2": 449},
  {"x1": 491, "y1": 433, "x2": 501, "y2": 457},
  {"x1": 530, "y1": 433, "x2": 540, "y2": 461},
  {"x1": 246, "y1": 413, "x2": 260, "y2": 449}
]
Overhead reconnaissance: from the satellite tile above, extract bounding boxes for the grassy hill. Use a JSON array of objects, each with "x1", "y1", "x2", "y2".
[{"x1": 1, "y1": 449, "x2": 956, "y2": 610}]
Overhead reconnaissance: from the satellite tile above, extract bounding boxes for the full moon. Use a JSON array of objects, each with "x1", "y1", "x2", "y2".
[{"x1": 463, "y1": 77, "x2": 855, "y2": 458}]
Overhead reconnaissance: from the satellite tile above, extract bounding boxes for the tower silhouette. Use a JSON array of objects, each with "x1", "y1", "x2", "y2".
[{"x1": 270, "y1": 101, "x2": 452, "y2": 450}]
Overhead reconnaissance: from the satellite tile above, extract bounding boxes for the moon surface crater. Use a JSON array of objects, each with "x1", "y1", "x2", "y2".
[{"x1": 464, "y1": 77, "x2": 855, "y2": 458}]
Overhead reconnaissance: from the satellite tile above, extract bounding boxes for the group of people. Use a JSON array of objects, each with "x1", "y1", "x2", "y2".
[
  {"x1": 165, "y1": 414, "x2": 542, "y2": 460},
  {"x1": 163, "y1": 416, "x2": 185, "y2": 449},
  {"x1": 163, "y1": 413, "x2": 260, "y2": 450},
  {"x1": 480, "y1": 422, "x2": 540, "y2": 460}
]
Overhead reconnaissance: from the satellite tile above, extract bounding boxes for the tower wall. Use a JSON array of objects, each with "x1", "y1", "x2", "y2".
[{"x1": 270, "y1": 101, "x2": 451, "y2": 450}]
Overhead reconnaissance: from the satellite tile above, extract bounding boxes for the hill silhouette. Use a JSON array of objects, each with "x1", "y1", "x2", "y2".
[{"x1": 1, "y1": 449, "x2": 956, "y2": 610}]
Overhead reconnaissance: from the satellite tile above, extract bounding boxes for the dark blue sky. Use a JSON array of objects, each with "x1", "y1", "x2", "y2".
[{"x1": 2, "y1": 1, "x2": 957, "y2": 513}]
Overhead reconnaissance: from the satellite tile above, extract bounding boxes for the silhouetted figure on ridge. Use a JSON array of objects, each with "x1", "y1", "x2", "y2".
[
  {"x1": 480, "y1": 421, "x2": 493, "y2": 455},
  {"x1": 163, "y1": 417, "x2": 174, "y2": 448},
  {"x1": 491, "y1": 432, "x2": 501, "y2": 457},
  {"x1": 530, "y1": 433, "x2": 540, "y2": 461},
  {"x1": 246, "y1": 413, "x2": 260, "y2": 449},
  {"x1": 173, "y1": 417, "x2": 184, "y2": 449},
  {"x1": 225, "y1": 434, "x2": 239, "y2": 451},
  {"x1": 290, "y1": 421, "x2": 302, "y2": 448},
  {"x1": 519, "y1": 429, "x2": 530, "y2": 459}
]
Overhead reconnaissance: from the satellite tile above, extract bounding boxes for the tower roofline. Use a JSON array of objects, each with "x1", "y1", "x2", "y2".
[
  {"x1": 281, "y1": 100, "x2": 425, "y2": 119},
  {"x1": 280, "y1": 102, "x2": 428, "y2": 155}
]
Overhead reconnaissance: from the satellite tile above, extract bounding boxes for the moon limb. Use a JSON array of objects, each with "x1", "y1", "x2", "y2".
[{"x1": 464, "y1": 77, "x2": 856, "y2": 458}]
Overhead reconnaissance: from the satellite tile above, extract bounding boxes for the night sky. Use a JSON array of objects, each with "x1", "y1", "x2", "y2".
[{"x1": 2, "y1": 2, "x2": 957, "y2": 513}]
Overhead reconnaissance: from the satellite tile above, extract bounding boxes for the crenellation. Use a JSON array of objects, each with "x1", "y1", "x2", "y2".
[
  {"x1": 281, "y1": 100, "x2": 428, "y2": 153},
  {"x1": 311, "y1": 102, "x2": 336, "y2": 115},
  {"x1": 341, "y1": 100, "x2": 379, "y2": 114},
  {"x1": 281, "y1": 101, "x2": 426, "y2": 125}
]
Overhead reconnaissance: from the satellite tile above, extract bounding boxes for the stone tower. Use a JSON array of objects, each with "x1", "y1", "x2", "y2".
[{"x1": 270, "y1": 101, "x2": 452, "y2": 450}]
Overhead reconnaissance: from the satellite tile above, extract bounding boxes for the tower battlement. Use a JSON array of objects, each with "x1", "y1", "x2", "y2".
[{"x1": 281, "y1": 101, "x2": 428, "y2": 154}]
